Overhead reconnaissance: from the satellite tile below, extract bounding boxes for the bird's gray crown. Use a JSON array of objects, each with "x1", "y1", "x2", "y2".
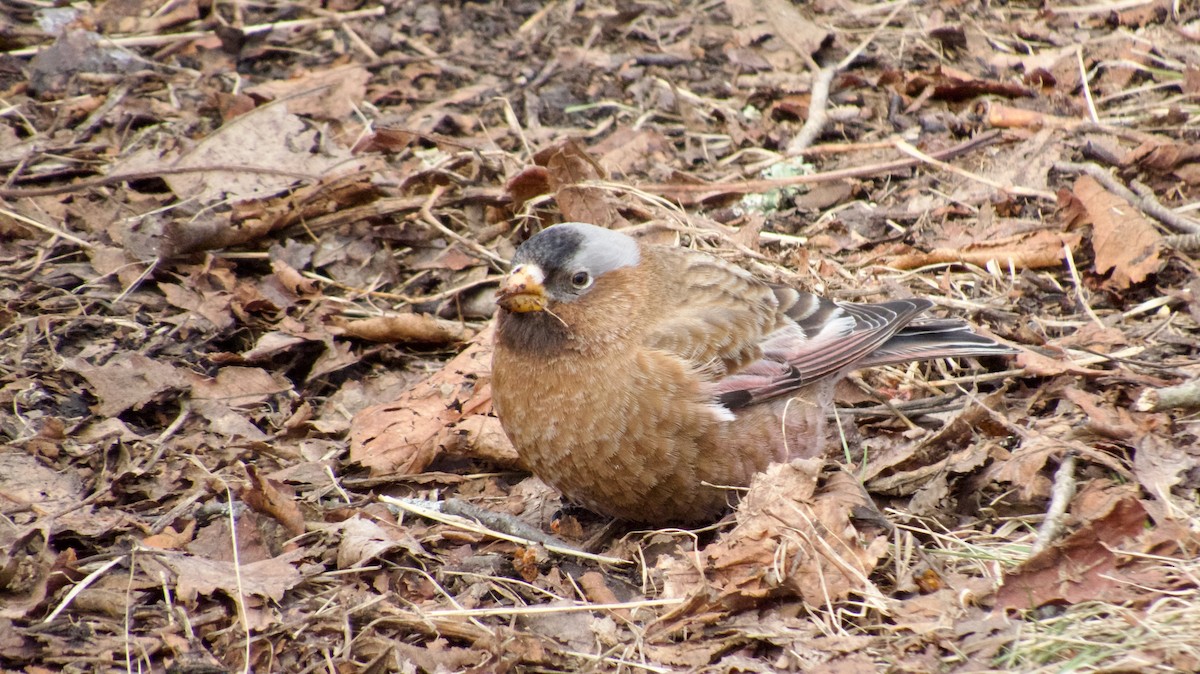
[{"x1": 513, "y1": 222, "x2": 640, "y2": 276}]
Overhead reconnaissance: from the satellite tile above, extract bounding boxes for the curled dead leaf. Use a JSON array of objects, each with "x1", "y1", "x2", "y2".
[
  {"x1": 333, "y1": 313, "x2": 476, "y2": 344},
  {"x1": 887, "y1": 230, "x2": 1080, "y2": 271}
]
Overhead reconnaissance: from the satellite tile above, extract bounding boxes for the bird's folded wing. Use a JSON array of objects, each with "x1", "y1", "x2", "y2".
[
  {"x1": 713, "y1": 296, "x2": 931, "y2": 409},
  {"x1": 640, "y1": 248, "x2": 785, "y2": 373}
]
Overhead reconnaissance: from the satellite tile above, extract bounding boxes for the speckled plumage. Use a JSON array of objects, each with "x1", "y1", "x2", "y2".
[{"x1": 492, "y1": 223, "x2": 1014, "y2": 524}]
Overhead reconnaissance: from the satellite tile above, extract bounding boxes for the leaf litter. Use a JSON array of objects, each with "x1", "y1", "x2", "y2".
[{"x1": 2, "y1": 0, "x2": 1200, "y2": 672}]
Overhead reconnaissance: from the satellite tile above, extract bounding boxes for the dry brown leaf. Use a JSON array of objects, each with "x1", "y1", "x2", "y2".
[
  {"x1": 141, "y1": 522, "x2": 196, "y2": 550},
  {"x1": 243, "y1": 65, "x2": 370, "y2": 121},
  {"x1": 905, "y1": 68, "x2": 1035, "y2": 102},
  {"x1": 505, "y1": 165, "x2": 553, "y2": 214},
  {"x1": 1015, "y1": 348, "x2": 1102, "y2": 378},
  {"x1": 993, "y1": 496, "x2": 1193, "y2": 610},
  {"x1": 1062, "y1": 386, "x2": 1145, "y2": 441},
  {"x1": 1060, "y1": 175, "x2": 1163, "y2": 288},
  {"x1": 333, "y1": 313, "x2": 476, "y2": 344},
  {"x1": 150, "y1": 549, "x2": 304, "y2": 604},
  {"x1": 334, "y1": 517, "x2": 426, "y2": 569},
  {"x1": 115, "y1": 102, "x2": 359, "y2": 206},
  {"x1": 241, "y1": 465, "x2": 306, "y2": 538},
  {"x1": 592, "y1": 127, "x2": 671, "y2": 178},
  {"x1": 349, "y1": 324, "x2": 518, "y2": 475},
  {"x1": 539, "y1": 139, "x2": 629, "y2": 229},
  {"x1": 662, "y1": 460, "x2": 887, "y2": 609},
  {"x1": 190, "y1": 400, "x2": 270, "y2": 441},
  {"x1": 91, "y1": 0, "x2": 199, "y2": 34},
  {"x1": 0, "y1": 528, "x2": 58, "y2": 620},
  {"x1": 188, "y1": 366, "x2": 291, "y2": 406},
  {"x1": 864, "y1": 392, "x2": 1007, "y2": 495},
  {"x1": 725, "y1": 0, "x2": 829, "y2": 68},
  {"x1": 0, "y1": 447, "x2": 84, "y2": 511},
  {"x1": 186, "y1": 365, "x2": 298, "y2": 438},
  {"x1": 982, "y1": 431, "x2": 1060, "y2": 502},
  {"x1": 887, "y1": 230, "x2": 1079, "y2": 270},
  {"x1": 1133, "y1": 433, "x2": 1197, "y2": 502},
  {"x1": 392, "y1": 641, "x2": 489, "y2": 673},
  {"x1": 1051, "y1": 323, "x2": 1129, "y2": 350},
  {"x1": 61, "y1": 353, "x2": 187, "y2": 417},
  {"x1": 158, "y1": 282, "x2": 235, "y2": 330}
]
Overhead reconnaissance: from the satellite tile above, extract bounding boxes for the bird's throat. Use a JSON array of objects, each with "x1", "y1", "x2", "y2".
[{"x1": 496, "y1": 309, "x2": 571, "y2": 355}]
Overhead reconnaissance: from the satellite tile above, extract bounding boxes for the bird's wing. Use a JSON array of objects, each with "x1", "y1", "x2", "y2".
[
  {"x1": 712, "y1": 294, "x2": 933, "y2": 409},
  {"x1": 639, "y1": 246, "x2": 786, "y2": 374}
]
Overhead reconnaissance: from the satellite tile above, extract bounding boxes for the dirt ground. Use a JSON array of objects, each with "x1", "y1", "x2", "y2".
[{"x1": 2, "y1": 0, "x2": 1200, "y2": 672}]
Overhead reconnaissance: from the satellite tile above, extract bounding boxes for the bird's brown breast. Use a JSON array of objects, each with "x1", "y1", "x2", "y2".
[
  {"x1": 492, "y1": 338, "x2": 740, "y2": 522},
  {"x1": 490, "y1": 244, "x2": 800, "y2": 523}
]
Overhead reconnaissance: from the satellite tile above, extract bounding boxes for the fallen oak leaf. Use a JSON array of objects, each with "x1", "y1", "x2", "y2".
[
  {"x1": 661, "y1": 460, "x2": 888, "y2": 611},
  {"x1": 994, "y1": 496, "x2": 1195, "y2": 610},
  {"x1": 349, "y1": 324, "x2": 519, "y2": 475},
  {"x1": 1059, "y1": 175, "x2": 1163, "y2": 289}
]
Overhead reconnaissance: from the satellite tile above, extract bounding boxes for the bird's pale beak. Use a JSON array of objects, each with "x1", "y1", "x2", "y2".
[{"x1": 496, "y1": 265, "x2": 547, "y2": 313}]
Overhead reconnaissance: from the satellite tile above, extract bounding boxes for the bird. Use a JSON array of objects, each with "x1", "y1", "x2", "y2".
[{"x1": 491, "y1": 222, "x2": 1016, "y2": 525}]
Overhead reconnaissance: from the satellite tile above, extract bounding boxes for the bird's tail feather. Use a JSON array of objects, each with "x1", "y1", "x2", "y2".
[{"x1": 857, "y1": 319, "x2": 1017, "y2": 368}]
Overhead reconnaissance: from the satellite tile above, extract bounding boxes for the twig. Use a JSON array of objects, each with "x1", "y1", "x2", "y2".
[
  {"x1": 786, "y1": 66, "x2": 837, "y2": 156},
  {"x1": 418, "y1": 185, "x2": 508, "y2": 267},
  {"x1": 0, "y1": 204, "x2": 94, "y2": 249},
  {"x1": 1048, "y1": 0, "x2": 1157, "y2": 15},
  {"x1": 1062, "y1": 241, "x2": 1106, "y2": 329},
  {"x1": 1054, "y1": 162, "x2": 1200, "y2": 235},
  {"x1": 1029, "y1": 452, "x2": 1077, "y2": 557},
  {"x1": 381, "y1": 495, "x2": 630, "y2": 566},
  {"x1": 423, "y1": 598, "x2": 681, "y2": 618},
  {"x1": 2, "y1": 7, "x2": 386, "y2": 57},
  {"x1": 894, "y1": 139, "x2": 1058, "y2": 202},
  {"x1": 1076, "y1": 47, "x2": 1100, "y2": 124},
  {"x1": 645, "y1": 129, "x2": 1004, "y2": 197},
  {"x1": 1130, "y1": 180, "x2": 1200, "y2": 234},
  {"x1": 442, "y1": 498, "x2": 568, "y2": 549},
  {"x1": 786, "y1": 0, "x2": 909, "y2": 155},
  {"x1": 301, "y1": 269, "x2": 504, "y2": 305},
  {"x1": 1135, "y1": 379, "x2": 1200, "y2": 412},
  {"x1": 43, "y1": 556, "x2": 126, "y2": 623},
  {"x1": 1164, "y1": 233, "x2": 1200, "y2": 252},
  {"x1": 0, "y1": 165, "x2": 313, "y2": 198}
]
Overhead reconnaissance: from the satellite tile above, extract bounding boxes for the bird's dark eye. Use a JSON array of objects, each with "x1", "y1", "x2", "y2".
[{"x1": 571, "y1": 271, "x2": 591, "y2": 288}]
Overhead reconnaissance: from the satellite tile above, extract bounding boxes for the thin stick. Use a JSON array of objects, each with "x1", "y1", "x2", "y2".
[
  {"x1": 0, "y1": 164, "x2": 313, "y2": 199},
  {"x1": 0, "y1": 205, "x2": 94, "y2": 249},
  {"x1": 1076, "y1": 47, "x2": 1100, "y2": 123},
  {"x1": 381, "y1": 495, "x2": 630, "y2": 566},
  {"x1": 418, "y1": 185, "x2": 508, "y2": 266},
  {"x1": 2, "y1": 7, "x2": 386, "y2": 57},
  {"x1": 1049, "y1": 0, "x2": 1156, "y2": 15},
  {"x1": 646, "y1": 130, "x2": 1004, "y2": 197},
  {"x1": 894, "y1": 139, "x2": 1057, "y2": 202},
  {"x1": 1135, "y1": 379, "x2": 1200, "y2": 412},
  {"x1": 1063, "y1": 242, "x2": 1106, "y2": 328},
  {"x1": 787, "y1": 0, "x2": 909, "y2": 155},
  {"x1": 43, "y1": 556, "x2": 126, "y2": 623},
  {"x1": 1030, "y1": 453, "x2": 1078, "y2": 557},
  {"x1": 422, "y1": 598, "x2": 682, "y2": 618}
]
